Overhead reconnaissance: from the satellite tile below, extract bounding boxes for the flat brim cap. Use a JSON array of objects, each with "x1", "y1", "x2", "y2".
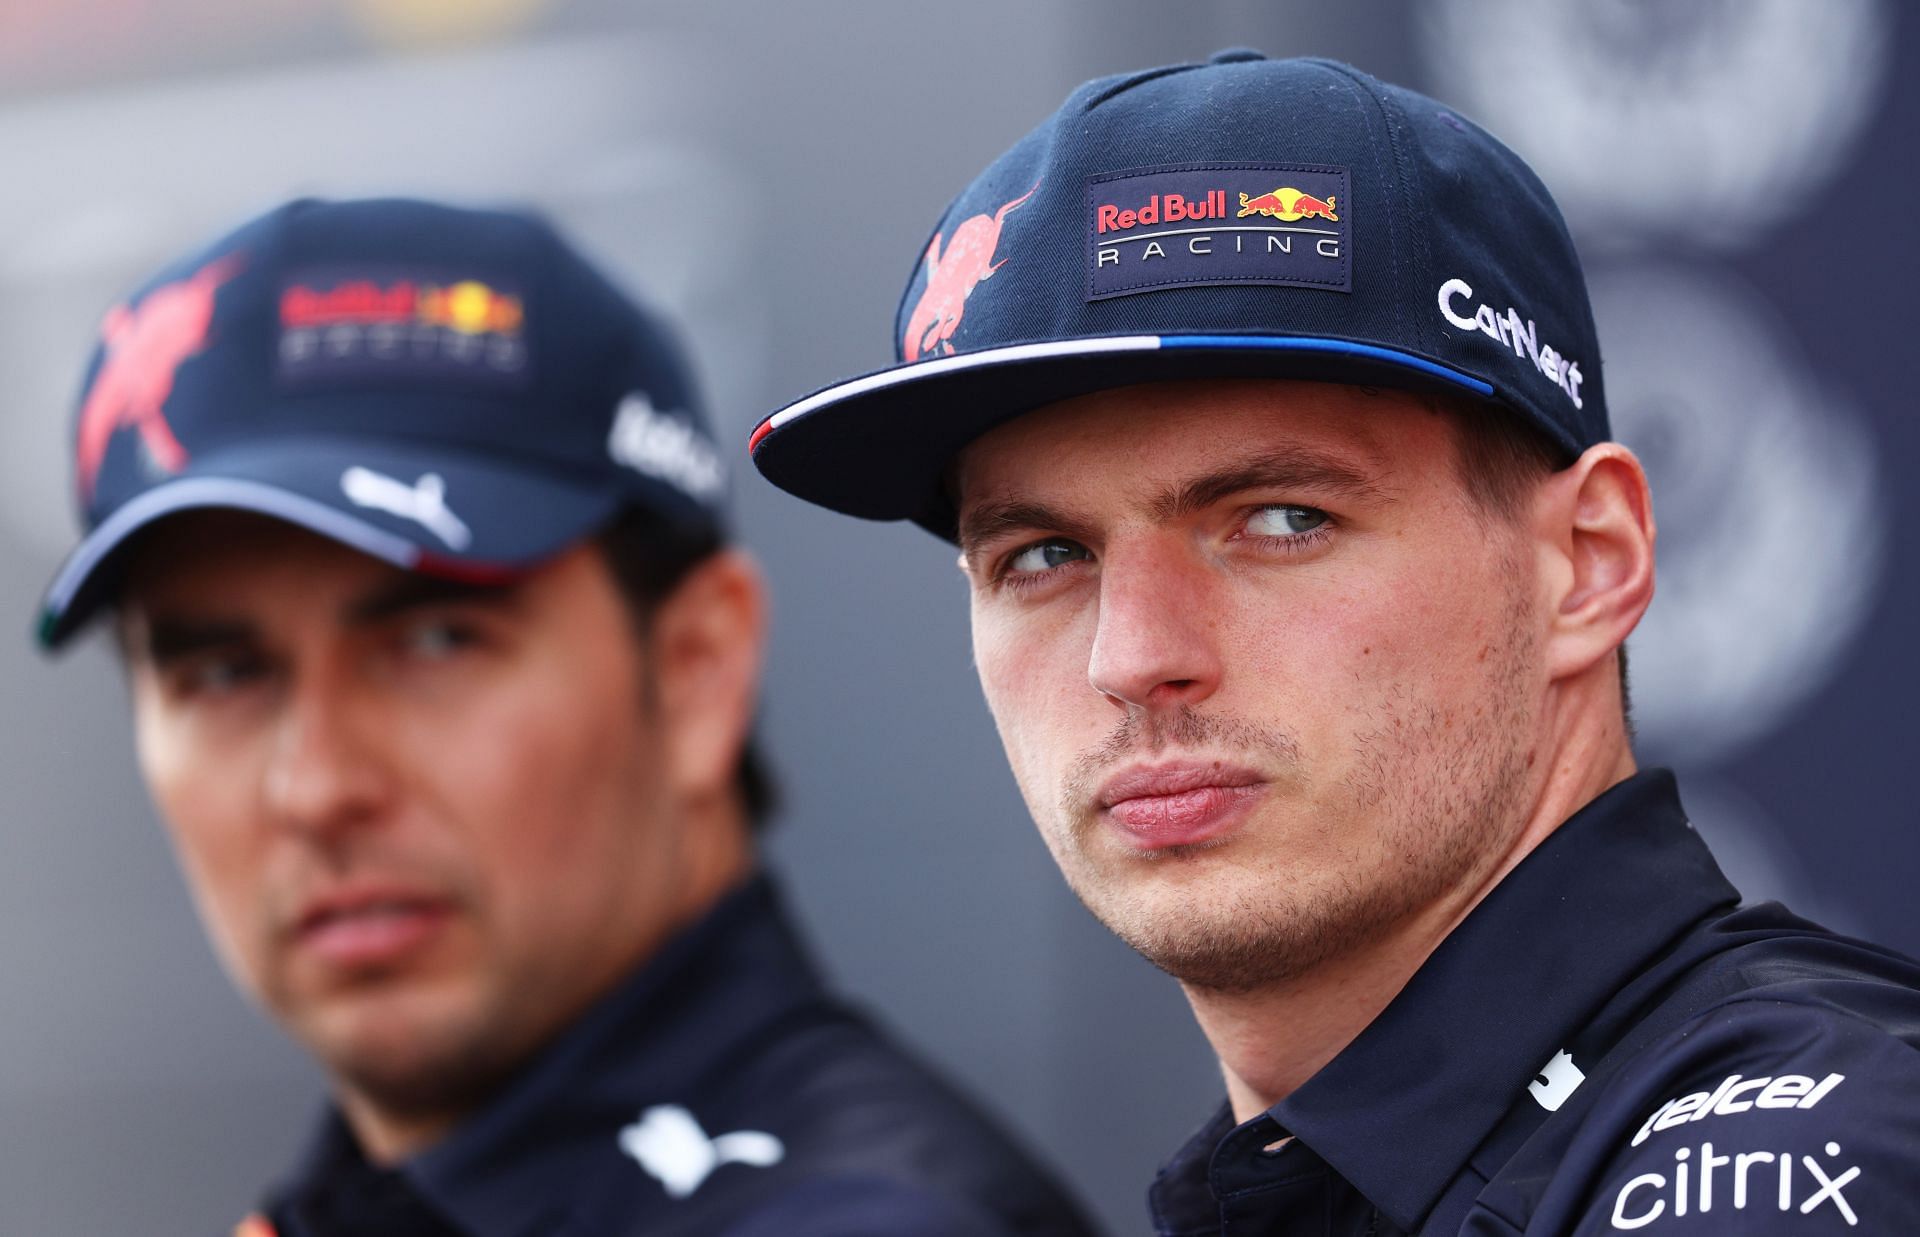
[{"x1": 751, "y1": 52, "x2": 1606, "y2": 538}]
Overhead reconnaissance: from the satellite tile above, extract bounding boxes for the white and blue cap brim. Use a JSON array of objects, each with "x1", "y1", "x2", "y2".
[
  {"x1": 749, "y1": 332, "x2": 1503, "y2": 541},
  {"x1": 36, "y1": 437, "x2": 636, "y2": 649}
]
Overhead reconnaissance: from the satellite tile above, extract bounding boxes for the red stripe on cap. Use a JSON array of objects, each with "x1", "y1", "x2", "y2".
[
  {"x1": 747, "y1": 418, "x2": 775, "y2": 454},
  {"x1": 414, "y1": 553, "x2": 527, "y2": 585}
]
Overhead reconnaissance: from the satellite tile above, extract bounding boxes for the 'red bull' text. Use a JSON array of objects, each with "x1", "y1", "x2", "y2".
[{"x1": 1095, "y1": 191, "x2": 1230, "y2": 233}]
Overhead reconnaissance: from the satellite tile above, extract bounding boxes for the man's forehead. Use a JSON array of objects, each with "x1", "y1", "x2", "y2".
[
  {"x1": 118, "y1": 512, "x2": 541, "y2": 637},
  {"x1": 955, "y1": 379, "x2": 1427, "y2": 509}
]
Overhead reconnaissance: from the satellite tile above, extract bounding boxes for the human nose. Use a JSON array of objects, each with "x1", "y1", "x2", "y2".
[
  {"x1": 1086, "y1": 540, "x2": 1223, "y2": 712},
  {"x1": 262, "y1": 672, "x2": 392, "y2": 839}
]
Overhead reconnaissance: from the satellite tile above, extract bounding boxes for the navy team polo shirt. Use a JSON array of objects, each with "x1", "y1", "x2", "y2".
[
  {"x1": 254, "y1": 877, "x2": 1098, "y2": 1237},
  {"x1": 1148, "y1": 770, "x2": 1920, "y2": 1235}
]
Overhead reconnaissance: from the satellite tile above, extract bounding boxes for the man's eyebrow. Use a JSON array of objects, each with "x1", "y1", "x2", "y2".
[
  {"x1": 1147, "y1": 448, "x2": 1386, "y2": 521},
  {"x1": 133, "y1": 616, "x2": 257, "y2": 664},
  {"x1": 957, "y1": 499, "x2": 1098, "y2": 563},
  {"x1": 343, "y1": 574, "x2": 521, "y2": 625}
]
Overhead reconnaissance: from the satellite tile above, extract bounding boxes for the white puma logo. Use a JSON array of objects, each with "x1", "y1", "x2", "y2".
[
  {"x1": 618, "y1": 1104, "x2": 784, "y2": 1199},
  {"x1": 340, "y1": 467, "x2": 472, "y2": 550},
  {"x1": 1528, "y1": 1047, "x2": 1586, "y2": 1112}
]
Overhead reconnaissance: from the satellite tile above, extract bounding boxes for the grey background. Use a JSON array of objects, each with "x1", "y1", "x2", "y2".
[{"x1": 2, "y1": 2, "x2": 1913, "y2": 1234}]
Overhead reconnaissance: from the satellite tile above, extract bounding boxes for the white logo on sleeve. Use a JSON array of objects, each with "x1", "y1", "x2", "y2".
[
  {"x1": 1610, "y1": 1139, "x2": 1861, "y2": 1230},
  {"x1": 1631, "y1": 1072, "x2": 1846, "y2": 1146},
  {"x1": 1610, "y1": 1073, "x2": 1860, "y2": 1230},
  {"x1": 608, "y1": 393, "x2": 725, "y2": 501},
  {"x1": 1529, "y1": 1047, "x2": 1586, "y2": 1112},
  {"x1": 340, "y1": 467, "x2": 473, "y2": 550},
  {"x1": 618, "y1": 1104, "x2": 784, "y2": 1199}
]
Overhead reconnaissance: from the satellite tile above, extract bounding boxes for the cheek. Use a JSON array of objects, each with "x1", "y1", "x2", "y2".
[
  {"x1": 1355, "y1": 546, "x2": 1528, "y2": 686},
  {"x1": 1227, "y1": 545, "x2": 1525, "y2": 732},
  {"x1": 132, "y1": 696, "x2": 273, "y2": 981},
  {"x1": 971, "y1": 599, "x2": 1096, "y2": 801},
  {"x1": 393, "y1": 661, "x2": 657, "y2": 908},
  {"x1": 971, "y1": 611, "x2": 1019, "y2": 727}
]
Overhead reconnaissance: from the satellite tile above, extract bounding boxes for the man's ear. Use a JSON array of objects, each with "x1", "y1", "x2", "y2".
[
  {"x1": 647, "y1": 548, "x2": 767, "y2": 804},
  {"x1": 1533, "y1": 443, "x2": 1656, "y2": 684}
]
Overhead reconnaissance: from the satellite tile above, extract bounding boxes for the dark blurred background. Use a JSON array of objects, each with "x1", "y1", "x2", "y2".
[{"x1": 4, "y1": 2, "x2": 1913, "y2": 1233}]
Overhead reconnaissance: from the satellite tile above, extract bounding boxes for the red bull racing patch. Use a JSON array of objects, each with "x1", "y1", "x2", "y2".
[
  {"x1": 1086, "y1": 163, "x2": 1350, "y2": 301},
  {"x1": 276, "y1": 266, "x2": 531, "y2": 391}
]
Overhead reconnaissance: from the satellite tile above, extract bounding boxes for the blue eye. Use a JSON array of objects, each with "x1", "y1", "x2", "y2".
[
  {"x1": 1006, "y1": 540, "x2": 1088, "y2": 576},
  {"x1": 1245, "y1": 506, "x2": 1328, "y2": 537}
]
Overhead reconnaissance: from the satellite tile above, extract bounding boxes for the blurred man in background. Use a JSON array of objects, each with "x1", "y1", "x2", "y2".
[
  {"x1": 36, "y1": 197, "x2": 1096, "y2": 1237},
  {"x1": 752, "y1": 52, "x2": 1920, "y2": 1234}
]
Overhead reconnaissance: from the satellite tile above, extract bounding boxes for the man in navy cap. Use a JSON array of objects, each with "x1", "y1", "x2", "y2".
[
  {"x1": 37, "y1": 197, "x2": 1096, "y2": 1237},
  {"x1": 752, "y1": 53, "x2": 1920, "y2": 1234}
]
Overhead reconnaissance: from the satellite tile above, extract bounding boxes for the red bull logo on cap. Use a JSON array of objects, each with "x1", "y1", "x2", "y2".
[
  {"x1": 1236, "y1": 186, "x2": 1339, "y2": 222},
  {"x1": 281, "y1": 278, "x2": 524, "y2": 335},
  {"x1": 75, "y1": 253, "x2": 241, "y2": 501},
  {"x1": 1095, "y1": 190, "x2": 1230, "y2": 233},
  {"x1": 277, "y1": 268, "x2": 530, "y2": 390},
  {"x1": 1085, "y1": 163, "x2": 1352, "y2": 301},
  {"x1": 903, "y1": 184, "x2": 1038, "y2": 362}
]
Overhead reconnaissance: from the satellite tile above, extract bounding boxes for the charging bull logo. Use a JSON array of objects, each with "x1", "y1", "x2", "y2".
[
  {"x1": 75, "y1": 255, "x2": 240, "y2": 501},
  {"x1": 902, "y1": 183, "x2": 1038, "y2": 362},
  {"x1": 1237, "y1": 187, "x2": 1339, "y2": 222}
]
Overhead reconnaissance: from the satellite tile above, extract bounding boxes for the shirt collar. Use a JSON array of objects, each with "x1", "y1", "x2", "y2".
[
  {"x1": 1147, "y1": 1105, "x2": 1236, "y2": 1237},
  {"x1": 274, "y1": 874, "x2": 826, "y2": 1237},
  {"x1": 1275, "y1": 770, "x2": 1738, "y2": 1230},
  {"x1": 1151, "y1": 770, "x2": 1740, "y2": 1235}
]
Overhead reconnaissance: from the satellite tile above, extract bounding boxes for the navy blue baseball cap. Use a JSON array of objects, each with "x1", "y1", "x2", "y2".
[
  {"x1": 38, "y1": 197, "x2": 727, "y2": 648},
  {"x1": 750, "y1": 51, "x2": 1607, "y2": 538}
]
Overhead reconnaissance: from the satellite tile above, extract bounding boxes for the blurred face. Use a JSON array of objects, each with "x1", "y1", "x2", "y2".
[
  {"x1": 123, "y1": 515, "x2": 693, "y2": 1114},
  {"x1": 958, "y1": 380, "x2": 1547, "y2": 992}
]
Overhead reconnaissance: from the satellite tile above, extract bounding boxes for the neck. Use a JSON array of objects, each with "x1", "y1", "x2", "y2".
[
  {"x1": 1193, "y1": 680, "x2": 1637, "y2": 1122},
  {"x1": 340, "y1": 1098, "x2": 462, "y2": 1167}
]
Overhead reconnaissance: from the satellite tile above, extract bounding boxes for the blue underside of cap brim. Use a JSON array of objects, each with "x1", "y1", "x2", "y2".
[
  {"x1": 1156, "y1": 335, "x2": 1494, "y2": 389},
  {"x1": 750, "y1": 334, "x2": 1507, "y2": 540},
  {"x1": 37, "y1": 437, "x2": 624, "y2": 649}
]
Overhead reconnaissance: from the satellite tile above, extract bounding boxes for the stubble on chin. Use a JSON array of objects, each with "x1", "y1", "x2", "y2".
[
  {"x1": 299, "y1": 983, "x2": 525, "y2": 1132},
  {"x1": 1049, "y1": 706, "x2": 1333, "y2": 992}
]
